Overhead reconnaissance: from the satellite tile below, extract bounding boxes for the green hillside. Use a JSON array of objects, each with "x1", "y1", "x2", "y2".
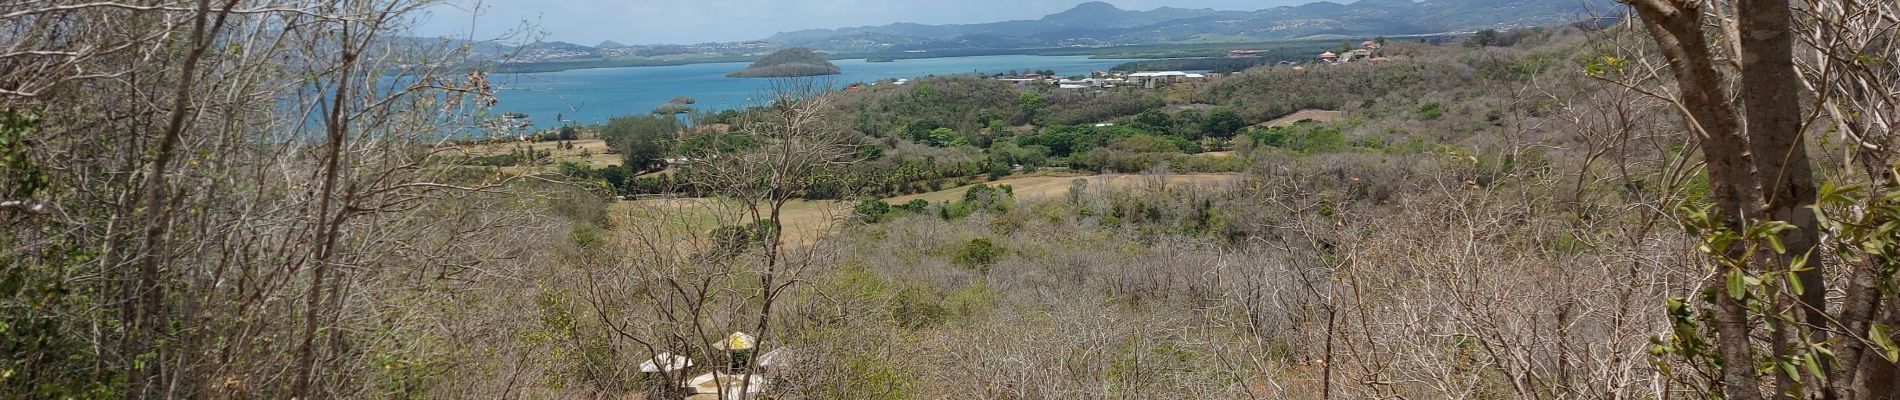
[{"x1": 726, "y1": 47, "x2": 842, "y2": 78}]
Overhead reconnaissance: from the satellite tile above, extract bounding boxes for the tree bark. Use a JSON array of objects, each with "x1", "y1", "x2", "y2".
[
  {"x1": 1737, "y1": 0, "x2": 1825, "y2": 346},
  {"x1": 1625, "y1": 2, "x2": 1764, "y2": 399}
]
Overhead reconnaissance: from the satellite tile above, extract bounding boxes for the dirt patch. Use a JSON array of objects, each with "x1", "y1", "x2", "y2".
[
  {"x1": 637, "y1": 167, "x2": 675, "y2": 179},
  {"x1": 1254, "y1": 109, "x2": 1343, "y2": 129},
  {"x1": 455, "y1": 138, "x2": 621, "y2": 168}
]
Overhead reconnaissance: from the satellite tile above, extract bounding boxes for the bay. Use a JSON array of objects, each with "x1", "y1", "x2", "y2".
[{"x1": 489, "y1": 55, "x2": 1134, "y2": 131}]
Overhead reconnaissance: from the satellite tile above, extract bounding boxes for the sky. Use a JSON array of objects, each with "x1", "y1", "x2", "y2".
[{"x1": 411, "y1": 0, "x2": 1315, "y2": 45}]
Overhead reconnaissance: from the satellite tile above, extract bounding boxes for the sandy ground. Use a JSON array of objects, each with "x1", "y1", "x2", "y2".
[
  {"x1": 1254, "y1": 109, "x2": 1343, "y2": 129},
  {"x1": 454, "y1": 138, "x2": 622, "y2": 169},
  {"x1": 636, "y1": 167, "x2": 675, "y2": 179}
]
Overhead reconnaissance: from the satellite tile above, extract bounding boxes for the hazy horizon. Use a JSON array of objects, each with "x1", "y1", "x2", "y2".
[{"x1": 412, "y1": 0, "x2": 1317, "y2": 46}]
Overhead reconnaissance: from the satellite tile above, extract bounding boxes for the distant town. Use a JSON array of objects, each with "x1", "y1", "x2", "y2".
[{"x1": 970, "y1": 39, "x2": 1389, "y2": 91}]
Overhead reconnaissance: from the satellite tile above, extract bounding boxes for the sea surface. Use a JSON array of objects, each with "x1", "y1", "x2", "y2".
[{"x1": 490, "y1": 55, "x2": 1134, "y2": 130}]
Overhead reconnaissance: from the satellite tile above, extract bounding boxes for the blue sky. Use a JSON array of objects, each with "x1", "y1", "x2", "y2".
[{"x1": 411, "y1": 0, "x2": 1315, "y2": 45}]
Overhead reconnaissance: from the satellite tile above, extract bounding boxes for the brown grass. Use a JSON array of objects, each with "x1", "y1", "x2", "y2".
[
  {"x1": 608, "y1": 197, "x2": 848, "y2": 248},
  {"x1": 610, "y1": 172, "x2": 1241, "y2": 246},
  {"x1": 459, "y1": 138, "x2": 621, "y2": 168},
  {"x1": 885, "y1": 173, "x2": 1241, "y2": 204}
]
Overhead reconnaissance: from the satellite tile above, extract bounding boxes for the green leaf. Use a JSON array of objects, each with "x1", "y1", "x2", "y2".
[
  {"x1": 1728, "y1": 268, "x2": 1747, "y2": 300},
  {"x1": 1872, "y1": 324, "x2": 1899, "y2": 362},
  {"x1": 1788, "y1": 272, "x2": 1804, "y2": 296},
  {"x1": 1804, "y1": 352, "x2": 1825, "y2": 381}
]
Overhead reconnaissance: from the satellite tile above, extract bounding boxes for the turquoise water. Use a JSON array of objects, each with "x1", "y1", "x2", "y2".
[{"x1": 490, "y1": 55, "x2": 1133, "y2": 130}]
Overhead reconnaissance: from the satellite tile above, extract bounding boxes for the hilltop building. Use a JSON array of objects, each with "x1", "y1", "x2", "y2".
[
  {"x1": 1318, "y1": 40, "x2": 1385, "y2": 64},
  {"x1": 1127, "y1": 71, "x2": 1206, "y2": 88}
]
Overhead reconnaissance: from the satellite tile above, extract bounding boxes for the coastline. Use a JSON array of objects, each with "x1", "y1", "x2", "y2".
[{"x1": 491, "y1": 39, "x2": 1346, "y2": 74}]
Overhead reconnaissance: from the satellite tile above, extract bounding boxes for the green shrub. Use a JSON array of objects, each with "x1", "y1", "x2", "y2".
[
  {"x1": 952, "y1": 238, "x2": 1004, "y2": 272},
  {"x1": 1416, "y1": 102, "x2": 1445, "y2": 120},
  {"x1": 944, "y1": 280, "x2": 997, "y2": 320},
  {"x1": 891, "y1": 286, "x2": 947, "y2": 329},
  {"x1": 710, "y1": 219, "x2": 780, "y2": 254},
  {"x1": 853, "y1": 199, "x2": 892, "y2": 223},
  {"x1": 1248, "y1": 122, "x2": 1347, "y2": 154},
  {"x1": 1178, "y1": 154, "x2": 1247, "y2": 173},
  {"x1": 838, "y1": 353, "x2": 917, "y2": 400},
  {"x1": 961, "y1": 184, "x2": 1015, "y2": 213},
  {"x1": 570, "y1": 225, "x2": 601, "y2": 248},
  {"x1": 896, "y1": 199, "x2": 930, "y2": 213}
]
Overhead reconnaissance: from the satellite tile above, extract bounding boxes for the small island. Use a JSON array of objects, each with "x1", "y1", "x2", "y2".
[{"x1": 726, "y1": 48, "x2": 842, "y2": 78}]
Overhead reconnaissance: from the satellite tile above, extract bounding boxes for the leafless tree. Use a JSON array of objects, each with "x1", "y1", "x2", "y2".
[{"x1": 0, "y1": 0, "x2": 555, "y2": 397}]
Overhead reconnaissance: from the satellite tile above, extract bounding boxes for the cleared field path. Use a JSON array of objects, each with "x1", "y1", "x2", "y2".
[
  {"x1": 1253, "y1": 109, "x2": 1343, "y2": 129},
  {"x1": 609, "y1": 173, "x2": 1242, "y2": 247},
  {"x1": 885, "y1": 173, "x2": 1241, "y2": 205}
]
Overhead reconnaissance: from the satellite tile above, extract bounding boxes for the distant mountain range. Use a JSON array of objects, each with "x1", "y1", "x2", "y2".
[
  {"x1": 762, "y1": 0, "x2": 1619, "y2": 52},
  {"x1": 480, "y1": 0, "x2": 1620, "y2": 67}
]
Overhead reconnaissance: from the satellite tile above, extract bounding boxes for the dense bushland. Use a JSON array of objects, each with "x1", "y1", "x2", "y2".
[{"x1": 6, "y1": 1, "x2": 1899, "y2": 399}]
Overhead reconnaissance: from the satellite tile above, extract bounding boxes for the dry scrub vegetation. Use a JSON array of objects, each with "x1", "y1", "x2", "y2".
[{"x1": 3, "y1": 0, "x2": 1899, "y2": 399}]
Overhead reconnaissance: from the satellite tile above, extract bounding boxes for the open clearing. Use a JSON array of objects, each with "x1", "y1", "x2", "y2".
[
  {"x1": 1254, "y1": 109, "x2": 1343, "y2": 129},
  {"x1": 455, "y1": 138, "x2": 622, "y2": 169},
  {"x1": 885, "y1": 173, "x2": 1242, "y2": 205},
  {"x1": 606, "y1": 172, "x2": 1244, "y2": 248},
  {"x1": 609, "y1": 197, "x2": 848, "y2": 247}
]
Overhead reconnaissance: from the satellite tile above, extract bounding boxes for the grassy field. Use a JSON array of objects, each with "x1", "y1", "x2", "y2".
[
  {"x1": 482, "y1": 138, "x2": 619, "y2": 167},
  {"x1": 606, "y1": 172, "x2": 1243, "y2": 249},
  {"x1": 608, "y1": 197, "x2": 850, "y2": 248},
  {"x1": 885, "y1": 173, "x2": 1242, "y2": 204},
  {"x1": 473, "y1": 136, "x2": 1245, "y2": 247},
  {"x1": 448, "y1": 138, "x2": 621, "y2": 175}
]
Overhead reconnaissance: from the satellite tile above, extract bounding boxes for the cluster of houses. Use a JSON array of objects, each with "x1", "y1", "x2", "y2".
[
  {"x1": 965, "y1": 39, "x2": 1401, "y2": 91},
  {"x1": 991, "y1": 70, "x2": 1213, "y2": 90},
  {"x1": 1318, "y1": 40, "x2": 1389, "y2": 64}
]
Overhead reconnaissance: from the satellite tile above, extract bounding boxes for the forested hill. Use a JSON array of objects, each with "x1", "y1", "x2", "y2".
[{"x1": 726, "y1": 48, "x2": 843, "y2": 78}]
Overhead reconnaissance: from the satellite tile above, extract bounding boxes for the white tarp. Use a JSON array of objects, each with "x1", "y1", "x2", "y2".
[{"x1": 638, "y1": 352, "x2": 693, "y2": 373}]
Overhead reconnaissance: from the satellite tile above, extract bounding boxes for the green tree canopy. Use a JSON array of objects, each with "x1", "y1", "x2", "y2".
[
  {"x1": 599, "y1": 115, "x2": 679, "y2": 173},
  {"x1": 1201, "y1": 107, "x2": 1247, "y2": 140}
]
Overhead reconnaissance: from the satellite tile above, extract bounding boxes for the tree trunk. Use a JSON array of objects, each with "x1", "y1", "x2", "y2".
[
  {"x1": 1737, "y1": 0, "x2": 1825, "y2": 347},
  {"x1": 1626, "y1": 2, "x2": 1764, "y2": 398}
]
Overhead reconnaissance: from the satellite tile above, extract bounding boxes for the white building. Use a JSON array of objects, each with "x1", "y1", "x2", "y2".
[{"x1": 1126, "y1": 71, "x2": 1204, "y2": 88}]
